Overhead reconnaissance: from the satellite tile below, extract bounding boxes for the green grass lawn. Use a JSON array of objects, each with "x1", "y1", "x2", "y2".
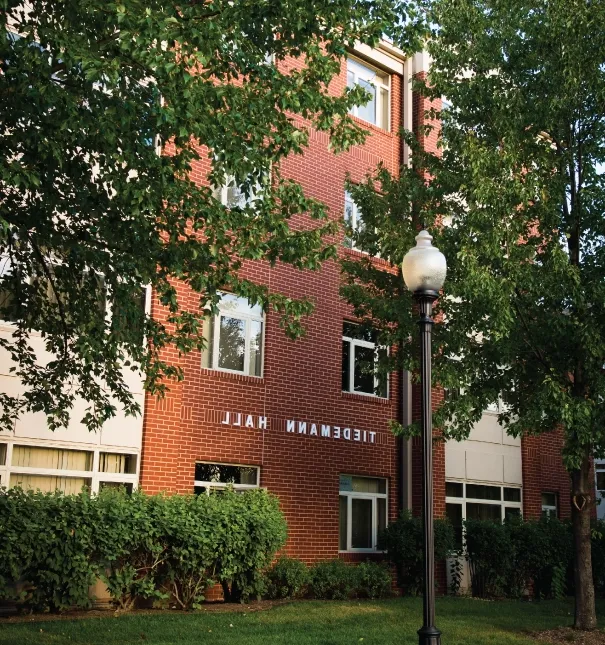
[{"x1": 1, "y1": 597, "x2": 603, "y2": 645}]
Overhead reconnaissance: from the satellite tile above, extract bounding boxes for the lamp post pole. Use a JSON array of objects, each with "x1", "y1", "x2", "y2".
[
  {"x1": 416, "y1": 290, "x2": 441, "y2": 645},
  {"x1": 401, "y1": 230, "x2": 446, "y2": 645}
]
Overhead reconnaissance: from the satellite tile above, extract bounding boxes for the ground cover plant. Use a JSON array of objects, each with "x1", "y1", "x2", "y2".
[{"x1": 1, "y1": 597, "x2": 604, "y2": 645}]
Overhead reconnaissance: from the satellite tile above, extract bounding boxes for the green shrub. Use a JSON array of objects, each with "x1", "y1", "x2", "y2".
[
  {"x1": 355, "y1": 561, "x2": 392, "y2": 599},
  {"x1": 0, "y1": 488, "x2": 96, "y2": 612},
  {"x1": 0, "y1": 487, "x2": 286, "y2": 611},
  {"x1": 264, "y1": 556, "x2": 310, "y2": 600},
  {"x1": 310, "y1": 560, "x2": 356, "y2": 600},
  {"x1": 591, "y1": 519, "x2": 605, "y2": 596},
  {"x1": 378, "y1": 510, "x2": 456, "y2": 595},
  {"x1": 93, "y1": 488, "x2": 168, "y2": 610}
]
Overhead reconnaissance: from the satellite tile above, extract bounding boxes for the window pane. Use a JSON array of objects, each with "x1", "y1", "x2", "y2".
[
  {"x1": 10, "y1": 474, "x2": 90, "y2": 494},
  {"x1": 446, "y1": 503, "x2": 463, "y2": 549},
  {"x1": 356, "y1": 78, "x2": 377, "y2": 125},
  {"x1": 194, "y1": 463, "x2": 258, "y2": 485},
  {"x1": 354, "y1": 345, "x2": 375, "y2": 394},
  {"x1": 351, "y1": 498, "x2": 373, "y2": 548},
  {"x1": 99, "y1": 481, "x2": 133, "y2": 495},
  {"x1": 344, "y1": 195, "x2": 354, "y2": 248},
  {"x1": 466, "y1": 502, "x2": 502, "y2": 522},
  {"x1": 99, "y1": 453, "x2": 136, "y2": 474},
  {"x1": 466, "y1": 484, "x2": 501, "y2": 501},
  {"x1": 504, "y1": 487, "x2": 521, "y2": 502},
  {"x1": 446, "y1": 481, "x2": 463, "y2": 498},
  {"x1": 351, "y1": 476, "x2": 386, "y2": 494},
  {"x1": 249, "y1": 319, "x2": 263, "y2": 376},
  {"x1": 0, "y1": 443, "x2": 6, "y2": 466},
  {"x1": 505, "y1": 507, "x2": 521, "y2": 520},
  {"x1": 11, "y1": 445, "x2": 93, "y2": 471},
  {"x1": 343, "y1": 322, "x2": 375, "y2": 342},
  {"x1": 219, "y1": 293, "x2": 263, "y2": 317},
  {"x1": 342, "y1": 339, "x2": 351, "y2": 391},
  {"x1": 339, "y1": 495, "x2": 348, "y2": 550},
  {"x1": 541, "y1": 492, "x2": 557, "y2": 507},
  {"x1": 347, "y1": 69, "x2": 355, "y2": 88},
  {"x1": 597, "y1": 472, "x2": 605, "y2": 491},
  {"x1": 377, "y1": 497, "x2": 387, "y2": 534},
  {"x1": 218, "y1": 315, "x2": 245, "y2": 371},
  {"x1": 194, "y1": 485, "x2": 207, "y2": 495},
  {"x1": 376, "y1": 347, "x2": 388, "y2": 398}
]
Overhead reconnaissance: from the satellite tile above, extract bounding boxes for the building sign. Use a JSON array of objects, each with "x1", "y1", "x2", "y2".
[{"x1": 219, "y1": 411, "x2": 377, "y2": 444}]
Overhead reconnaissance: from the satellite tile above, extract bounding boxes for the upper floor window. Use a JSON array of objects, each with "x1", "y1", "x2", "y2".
[
  {"x1": 347, "y1": 57, "x2": 390, "y2": 130},
  {"x1": 344, "y1": 190, "x2": 365, "y2": 250},
  {"x1": 202, "y1": 293, "x2": 264, "y2": 376},
  {"x1": 342, "y1": 322, "x2": 388, "y2": 398}
]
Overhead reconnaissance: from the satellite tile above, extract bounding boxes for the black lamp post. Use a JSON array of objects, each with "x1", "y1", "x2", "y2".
[{"x1": 402, "y1": 230, "x2": 447, "y2": 645}]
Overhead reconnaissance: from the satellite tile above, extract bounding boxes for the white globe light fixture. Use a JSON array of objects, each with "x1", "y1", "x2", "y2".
[
  {"x1": 402, "y1": 229, "x2": 447, "y2": 295},
  {"x1": 402, "y1": 229, "x2": 446, "y2": 645}
]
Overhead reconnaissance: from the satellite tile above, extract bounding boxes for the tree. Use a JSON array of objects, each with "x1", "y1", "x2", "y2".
[
  {"x1": 341, "y1": 0, "x2": 605, "y2": 630},
  {"x1": 0, "y1": 0, "x2": 419, "y2": 432}
]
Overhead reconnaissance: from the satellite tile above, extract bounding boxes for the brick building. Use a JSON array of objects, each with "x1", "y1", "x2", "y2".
[{"x1": 0, "y1": 42, "x2": 577, "y2": 567}]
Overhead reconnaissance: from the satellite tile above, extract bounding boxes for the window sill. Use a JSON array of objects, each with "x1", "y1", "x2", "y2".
[
  {"x1": 200, "y1": 368, "x2": 265, "y2": 386},
  {"x1": 340, "y1": 246, "x2": 394, "y2": 270},
  {"x1": 350, "y1": 115, "x2": 394, "y2": 138},
  {"x1": 341, "y1": 391, "x2": 391, "y2": 406}
]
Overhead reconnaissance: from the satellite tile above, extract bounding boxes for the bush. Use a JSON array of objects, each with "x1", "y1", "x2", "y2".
[
  {"x1": 0, "y1": 487, "x2": 287, "y2": 611},
  {"x1": 264, "y1": 556, "x2": 310, "y2": 600},
  {"x1": 310, "y1": 560, "x2": 356, "y2": 600},
  {"x1": 355, "y1": 561, "x2": 392, "y2": 599},
  {"x1": 464, "y1": 516, "x2": 574, "y2": 599},
  {"x1": 591, "y1": 519, "x2": 605, "y2": 596},
  {"x1": 378, "y1": 510, "x2": 456, "y2": 595}
]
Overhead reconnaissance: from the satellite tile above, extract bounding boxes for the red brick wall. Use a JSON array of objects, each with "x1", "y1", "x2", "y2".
[
  {"x1": 140, "y1": 52, "x2": 410, "y2": 563},
  {"x1": 522, "y1": 430, "x2": 571, "y2": 519}
]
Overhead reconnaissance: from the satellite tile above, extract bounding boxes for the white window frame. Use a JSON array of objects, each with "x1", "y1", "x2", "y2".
[
  {"x1": 1, "y1": 440, "x2": 139, "y2": 494},
  {"x1": 445, "y1": 480, "x2": 523, "y2": 528},
  {"x1": 194, "y1": 461, "x2": 260, "y2": 495},
  {"x1": 342, "y1": 323, "x2": 388, "y2": 399},
  {"x1": 203, "y1": 293, "x2": 265, "y2": 377},
  {"x1": 344, "y1": 190, "x2": 364, "y2": 251},
  {"x1": 339, "y1": 475, "x2": 388, "y2": 553},
  {"x1": 347, "y1": 56, "x2": 391, "y2": 130},
  {"x1": 541, "y1": 492, "x2": 558, "y2": 518}
]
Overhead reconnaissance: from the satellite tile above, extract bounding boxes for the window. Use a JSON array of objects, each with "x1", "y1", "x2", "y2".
[
  {"x1": 194, "y1": 462, "x2": 259, "y2": 495},
  {"x1": 202, "y1": 293, "x2": 264, "y2": 376},
  {"x1": 339, "y1": 475, "x2": 387, "y2": 552},
  {"x1": 347, "y1": 57, "x2": 390, "y2": 130},
  {"x1": 445, "y1": 481, "x2": 522, "y2": 544},
  {"x1": 344, "y1": 191, "x2": 365, "y2": 250},
  {"x1": 596, "y1": 465, "x2": 605, "y2": 495},
  {"x1": 342, "y1": 322, "x2": 388, "y2": 398},
  {"x1": 541, "y1": 492, "x2": 558, "y2": 518},
  {"x1": 3, "y1": 443, "x2": 138, "y2": 494}
]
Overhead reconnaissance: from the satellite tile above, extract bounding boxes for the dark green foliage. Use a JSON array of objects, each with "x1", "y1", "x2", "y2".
[
  {"x1": 591, "y1": 520, "x2": 605, "y2": 596},
  {"x1": 355, "y1": 561, "x2": 392, "y2": 599},
  {"x1": 0, "y1": 487, "x2": 286, "y2": 611},
  {"x1": 264, "y1": 556, "x2": 310, "y2": 600},
  {"x1": 464, "y1": 517, "x2": 575, "y2": 599},
  {"x1": 378, "y1": 510, "x2": 456, "y2": 595},
  {"x1": 309, "y1": 560, "x2": 357, "y2": 600}
]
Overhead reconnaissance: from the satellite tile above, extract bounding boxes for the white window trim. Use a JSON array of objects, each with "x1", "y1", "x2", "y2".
[
  {"x1": 342, "y1": 325, "x2": 389, "y2": 399},
  {"x1": 445, "y1": 480, "x2": 523, "y2": 525},
  {"x1": 194, "y1": 461, "x2": 260, "y2": 495},
  {"x1": 204, "y1": 295, "x2": 265, "y2": 377},
  {"x1": 339, "y1": 478, "x2": 388, "y2": 553},
  {"x1": 0, "y1": 440, "x2": 139, "y2": 494},
  {"x1": 347, "y1": 56, "x2": 391, "y2": 131}
]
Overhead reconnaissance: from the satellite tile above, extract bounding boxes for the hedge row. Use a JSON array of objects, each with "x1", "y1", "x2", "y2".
[
  {"x1": 0, "y1": 487, "x2": 287, "y2": 611},
  {"x1": 459, "y1": 516, "x2": 605, "y2": 599}
]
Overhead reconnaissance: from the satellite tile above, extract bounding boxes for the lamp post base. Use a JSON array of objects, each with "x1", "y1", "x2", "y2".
[{"x1": 418, "y1": 625, "x2": 442, "y2": 645}]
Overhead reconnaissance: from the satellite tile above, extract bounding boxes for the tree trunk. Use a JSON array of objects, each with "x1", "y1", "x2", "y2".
[{"x1": 571, "y1": 454, "x2": 597, "y2": 631}]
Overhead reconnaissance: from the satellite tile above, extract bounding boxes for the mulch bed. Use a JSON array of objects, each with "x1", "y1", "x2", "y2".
[
  {"x1": 0, "y1": 600, "x2": 291, "y2": 623},
  {"x1": 535, "y1": 628, "x2": 605, "y2": 644}
]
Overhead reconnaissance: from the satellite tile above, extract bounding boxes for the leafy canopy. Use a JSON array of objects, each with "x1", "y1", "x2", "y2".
[
  {"x1": 0, "y1": 0, "x2": 420, "y2": 432},
  {"x1": 342, "y1": 0, "x2": 605, "y2": 470}
]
